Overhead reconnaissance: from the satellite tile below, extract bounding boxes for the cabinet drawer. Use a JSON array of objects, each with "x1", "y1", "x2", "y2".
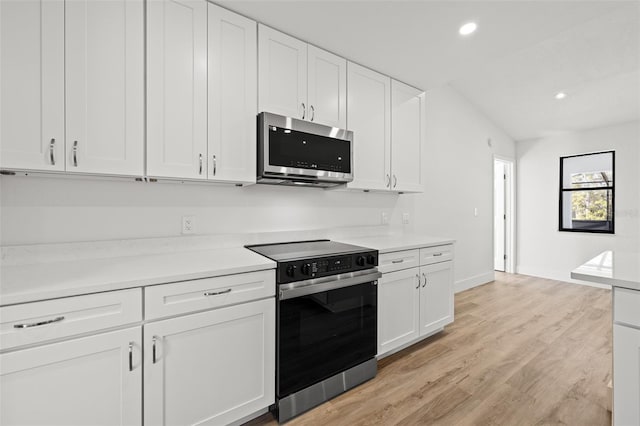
[
  {"x1": 379, "y1": 250, "x2": 420, "y2": 273},
  {"x1": 145, "y1": 269, "x2": 275, "y2": 320},
  {"x1": 614, "y1": 287, "x2": 640, "y2": 328},
  {"x1": 0, "y1": 288, "x2": 142, "y2": 351},
  {"x1": 420, "y1": 245, "x2": 453, "y2": 265}
]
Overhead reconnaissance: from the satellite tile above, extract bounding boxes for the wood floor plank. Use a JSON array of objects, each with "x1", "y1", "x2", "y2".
[{"x1": 244, "y1": 273, "x2": 612, "y2": 426}]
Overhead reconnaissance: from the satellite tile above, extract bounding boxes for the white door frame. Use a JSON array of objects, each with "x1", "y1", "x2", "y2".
[{"x1": 493, "y1": 155, "x2": 515, "y2": 273}]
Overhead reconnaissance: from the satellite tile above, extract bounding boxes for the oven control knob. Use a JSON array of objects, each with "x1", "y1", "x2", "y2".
[
  {"x1": 367, "y1": 255, "x2": 376, "y2": 265},
  {"x1": 301, "y1": 263, "x2": 311, "y2": 276},
  {"x1": 286, "y1": 265, "x2": 296, "y2": 278},
  {"x1": 356, "y1": 256, "x2": 365, "y2": 267}
]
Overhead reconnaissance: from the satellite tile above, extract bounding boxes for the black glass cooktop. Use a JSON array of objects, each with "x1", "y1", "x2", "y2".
[{"x1": 245, "y1": 239, "x2": 371, "y2": 262}]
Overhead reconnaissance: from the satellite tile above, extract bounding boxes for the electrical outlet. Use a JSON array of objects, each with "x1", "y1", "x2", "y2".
[
  {"x1": 182, "y1": 216, "x2": 195, "y2": 234},
  {"x1": 402, "y1": 213, "x2": 410, "y2": 225},
  {"x1": 381, "y1": 212, "x2": 389, "y2": 225}
]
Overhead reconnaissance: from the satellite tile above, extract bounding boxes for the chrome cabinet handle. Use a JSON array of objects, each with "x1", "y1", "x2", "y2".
[
  {"x1": 198, "y1": 153, "x2": 203, "y2": 175},
  {"x1": 49, "y1": 139, "x2": 56, "y2": 165},
  {"x1": 422, "y1": 273, "x2": 427, "y2": 287},
  {"x1": 14, "y1": 316, "x2": 65, "y2": 329},
  {"x1": 385, "y1": 174, "x2": 390, "y2": 188},
  {"x1": 72, "y1": 141, "x2": 78, "y2": 167},
  {"x1": 152, "y1": 336, "x2": 159, "y2": 364},
  {"x1": 391, "y1": 259, "x2": 404, "y2": 264},
  {"x1": 212, "y1": 154, "x2": 216, "y2": 176},
  {"x1": 128, "y1": 342, "x2": 134, "y2": 372},
  {"x1": 204, "y1": 288, "x2": 231, "y2": 297},
  {"x1": 310, "y1": 105, "x2": 315, "y2": 122},
  {"x1": 301, "y1": 102, "x2": 306, "y2": 120},
  {"x1": 393, "y1": 174, "x2": 397, "y2": 188},
  {"x1": 433, "y1": 253, "x2": 443, "y2": 257},
  {"x1": 415, "y1": 274, "x2": 420, "y2": 289}
]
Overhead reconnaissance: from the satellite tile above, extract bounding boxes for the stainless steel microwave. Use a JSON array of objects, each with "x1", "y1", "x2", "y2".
[{"x1": 257, "y1": 112, "x2": 354, "y2": 188}]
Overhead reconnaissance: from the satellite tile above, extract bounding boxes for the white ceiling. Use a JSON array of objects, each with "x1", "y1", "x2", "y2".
[{"x1": 218, "y1": 0, "x2": 640, "y2": 141}]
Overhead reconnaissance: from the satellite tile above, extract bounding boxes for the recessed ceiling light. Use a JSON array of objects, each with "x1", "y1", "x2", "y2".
[
  {"x1": 459, "y1": 22, "x2": 477, "y2": 36},
  {"x1": 555, "y1": 92, "x2": 567, "y2": 100}
]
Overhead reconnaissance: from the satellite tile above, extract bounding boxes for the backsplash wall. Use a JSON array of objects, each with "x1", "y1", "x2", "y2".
[{"x1": 0, "y1": 176, "x2": 413, "y2": 245}]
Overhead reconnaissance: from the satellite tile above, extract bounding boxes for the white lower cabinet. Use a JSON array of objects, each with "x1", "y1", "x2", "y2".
[
  {"x1": 613, "y1": 324, "x2": 640, "y2": 425},
  {"x1": 613, "y1": 286, "x2": 640, "y2": 426},
  {"x1": 0, "y1": 326, "x2": 142, "y2": 426},
  {"x1": 378, "y1": 268, "x2": 420, "y2": 355},
  {"x1": 144, "y1": 298, "x2": 275, "y2": 426},
  {"x1": 420, "y1": 261, "x2": 454, "y2": 336},
  {"x1": 377, "y1": 245, "x2": 454, "y2": 358}
]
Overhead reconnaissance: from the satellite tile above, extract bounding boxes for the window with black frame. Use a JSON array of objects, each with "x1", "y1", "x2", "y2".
[{"x1": 559, "y1": 151, "x2": 614, "y2": 233}]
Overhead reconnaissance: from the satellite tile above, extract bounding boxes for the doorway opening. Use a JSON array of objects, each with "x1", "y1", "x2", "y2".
[{"x1": 494, "y1": 156, "x2": 515, "y2": 273}]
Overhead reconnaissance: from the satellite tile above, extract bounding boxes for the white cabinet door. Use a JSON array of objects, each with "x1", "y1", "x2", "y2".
[
  {"x1": 613, "y1": 323, "x2": 640, "y2": 426},
  {"x1": 0, "y1": 327, "x2": 142, "y2": 426},
  {"x1": 0, "y1": 0, "x2": 64, "y2": 171},
  {"x1": 346, "y1": 62, "x2": 391, "y2": 191},
  {"x1": 65, "y1": 0, "x2": 144, "y2": 176},
  {"x1": 307, "y1": 45, "x2": 346, "y2": 128},
  {"x1": 419, "y1": 261, "x2": 454, "y2": 336},
  {"x1": 147, "y1": 0, "x2": 208, "y2": 179},
  {"x1": 378, "y1": 268, "x2": 420, "y2": 357},
  {"x1": 391, "y1": 80, "x2": 424, "y2": 193},
  {"x1": 208, "y1": 4, "x2": 256, "y2": 184},
  {"x1": 144, "y1": 298, "x2": 275, "y2": 426},
  {"x1": 258, "y1": 24, "x2": 307, "y2": 120}
]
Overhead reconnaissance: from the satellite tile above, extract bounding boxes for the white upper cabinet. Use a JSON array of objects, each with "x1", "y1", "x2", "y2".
[
  {"x1": 258, "y1": 25, "x2": 307, "y2": 120},
  {"x1": 65, "y1": 0, "x2": 144, "y2": 176},
  {"x1": 0, "y1": 0, "x2": 65, "y2": 172},
  {"x1": 307, "y1": 45, "x2": 347, "y2": 128},
  {"x1": 346, "y1": 62, "x2": 391, "y2": 191},
  {"x1": 1, "y1": 0, "x2": 143, "y2": 176},
  {"x1": 147, "y1": 0, "x2": 208, "y2": 180},
  {"x1": 258, "y1": 25, "x2": 346, "y2": 128},
  {"x1": 391, "y1": 80, "x2": 425, "y2": 192},
  {"x1": 208, "y1": 4, "x2": 257, "y2": 184}
]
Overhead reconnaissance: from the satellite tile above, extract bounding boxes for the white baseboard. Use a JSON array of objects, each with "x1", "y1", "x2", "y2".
[
  {"x1": 516, "y1": 265, "x2": 611, "y2": 290},
  {"x1": 454, "y1": 271, "x2": 495, "y2": 293}
]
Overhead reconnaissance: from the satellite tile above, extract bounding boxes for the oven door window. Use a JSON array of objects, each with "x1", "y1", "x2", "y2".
[{"x1": 278, "y1": 282, "x2": 377, "y2": 397}]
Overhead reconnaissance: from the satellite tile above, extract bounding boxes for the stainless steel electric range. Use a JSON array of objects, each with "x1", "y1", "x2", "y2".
[{"x1": 246, "y1": 240, "x2": 381, "y2": 423}]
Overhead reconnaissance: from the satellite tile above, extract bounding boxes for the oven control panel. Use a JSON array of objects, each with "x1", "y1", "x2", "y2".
[{"x1": 277, "y1": 250, "x2": 378, "y2": 284}]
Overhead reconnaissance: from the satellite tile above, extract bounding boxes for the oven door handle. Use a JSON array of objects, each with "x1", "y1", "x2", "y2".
[{"x1": 279, "y1": 270, "x2": 382, "y2": 301}]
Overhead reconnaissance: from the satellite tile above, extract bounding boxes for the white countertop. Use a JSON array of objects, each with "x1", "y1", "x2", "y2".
[
  {"x1": 0, "y1": 232, "x2": 453, "y2": 306},
  {"x1": 571, "y1": 250, "x2": 640, "y2": 291},
  {"x1": 338, "y1": 234, "x2": 454, "y2": 253},
  {"x1": 0, "y1": 247, "x2": 275, "y2": 306}
]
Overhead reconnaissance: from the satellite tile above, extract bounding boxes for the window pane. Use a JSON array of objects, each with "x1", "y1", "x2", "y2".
[
  {"x1": 561, "y1": 189, "x2": 613, "y2": 231},
  {"x1": 562, "y1": 152, "x2": 613, "y2": 189},
  {"x1": 570, "y1": 171, "x2": 613, "y2": 188}
]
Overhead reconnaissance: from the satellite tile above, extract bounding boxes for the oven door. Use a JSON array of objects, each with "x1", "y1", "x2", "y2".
[{"x1": 277, "y1": 270, "x2": 380, "y2": 399}]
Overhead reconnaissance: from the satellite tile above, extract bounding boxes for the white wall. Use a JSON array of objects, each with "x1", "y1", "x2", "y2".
[
  {"x1": 0, "y1": 85, "x2": 515, "y2": 293},
  {"x1": 416, "y1": 85, "x2": 516, "y2": 292},
  {"x1": 517, "y1": 121, "x2": 640, "y2": 285}
]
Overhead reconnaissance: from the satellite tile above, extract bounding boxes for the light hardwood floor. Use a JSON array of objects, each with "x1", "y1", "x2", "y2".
[{"x1": 246, "y1": 273, "x2": 613, "y2": 426}]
